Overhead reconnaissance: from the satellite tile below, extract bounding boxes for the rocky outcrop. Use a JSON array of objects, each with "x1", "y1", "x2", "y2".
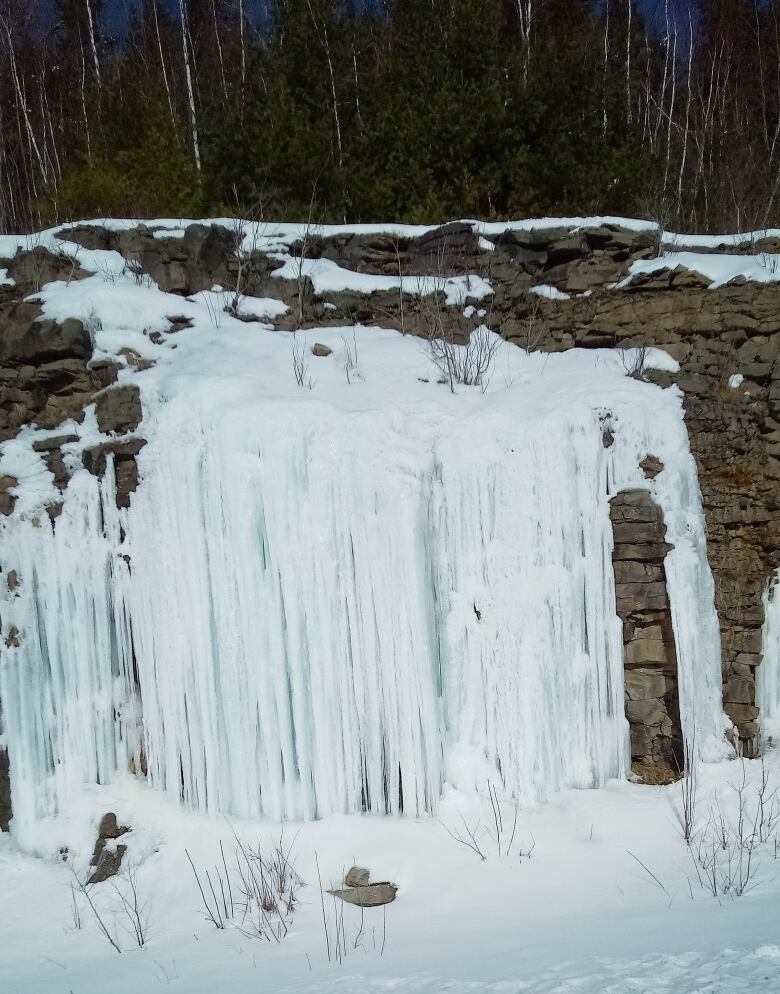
[
  {"x1": 59, "y1": 222, "x2": 237, "y2": 295},
  {"x1": 95, "y1": 384, "x2": 142, "y2": 435},
  {"x1": 87, "y1": 812, "x2": 130, "y2": 884},
  {"x1": 0, "y1": 307, "x2": 107, "y2": 443},
  {"x1": 0, "y1": 268, "x2": 144, "y2": 511},
  {"x1": 296, "y1": 220, "x2": 484, "y2": 278},
  {"x1": 610, "y1": 490, "x2": 681, "y2": 782},
  {"x1": 0, "y1": 475, "x2": 17, "y2": 516},
  {"x1": 499, "y1": 285, "x2": 779, "y2": 752},
  {"x1": 82, "y1": 438, "x2": 147, "y2": 509},
  {"x1": 0, "y1": 245, "x2": 86, "y2": 295}
]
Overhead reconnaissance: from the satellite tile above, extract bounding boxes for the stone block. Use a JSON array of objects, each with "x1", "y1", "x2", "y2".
[
  {"x1": 610, "y1": 503, "x2": 665, "y2": 525},
  {"x1": 95, "y1": 384, "x2": 142, "y2": 434},
  {"x1": 723, "y1": 675, "x2": 755, "y2": 705},
  {"x1": 625, "y1": 639, "x2": 674, "y2": 667},
  {"x1": 611, "y1": 522, "x2": 667, "y2": 545},
  {"x1": 0, "y1": 475, "x2": 17, "y2": 516},
  {"x1": 329, "y1": 883, "x2": 397, "y2": 907},
  {"x1": 624, "y1": 668, "x2": 668, "y2": 700},
  {"x1": 724, "y1": 702, "x2": 760, "y2": 727},
  {"x1": 615, "y1": 581, "x2": 669, "y2": 611},
  {"x1": 613, "y1": 561, "x2": 665, "y2": 584},
  {"x1": 345, "y1": 866, "x2": 370, "y2": 887},
  {"x1": 626, "y1": 697, "x2": 670, "y2": 728},
  {"x1": 629, "y1": 723, "x2": 656, "y2": 758},
  {"x1": 612, "y1": 542, "x2": 673, "y2": 562}
]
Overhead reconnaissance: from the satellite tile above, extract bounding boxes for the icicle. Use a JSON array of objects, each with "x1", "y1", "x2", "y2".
[
  {"x1": 431, "y1": 418, "x2": 627, "y2": 800},
  {"x1": 0, "y1": 467, "x2": 136, "y2": 837},
  {"x1": 124, "y1": 407, "x2": 443, "y2": 820},
  {"x1": 0, "y1": 347, "x2": 728, "y2": 830},
  {"x1": 757, "y1": 571, "x2": 780, "y2": 747}
]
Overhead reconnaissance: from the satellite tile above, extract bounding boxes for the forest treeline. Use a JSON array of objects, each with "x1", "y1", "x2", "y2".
[{"x1": 1, "y1": 0, "x2": 780, "y2": 232}]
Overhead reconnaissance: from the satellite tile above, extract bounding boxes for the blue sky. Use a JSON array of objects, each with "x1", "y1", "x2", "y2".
[{"x1": 85, "y1": 0, "x2": 682, "y2": 36}]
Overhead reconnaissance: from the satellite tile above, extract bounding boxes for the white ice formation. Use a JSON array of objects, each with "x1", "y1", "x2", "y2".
[{"x1": 0, "y1": 231, "x2": 730, "y2": 838}]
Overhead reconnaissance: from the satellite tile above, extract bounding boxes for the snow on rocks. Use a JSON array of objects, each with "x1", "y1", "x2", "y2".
[
  {"x1": 269, "y1": 254, "x2": 493, "y2": 306},
  {"x1": 622, "y1": 251, "x2": 780, "y2": 290}
]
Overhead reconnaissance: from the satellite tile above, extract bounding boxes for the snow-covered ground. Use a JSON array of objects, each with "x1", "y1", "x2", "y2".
[{"x1": 4, "y1": 755, "x2": 780, "y2": 993}]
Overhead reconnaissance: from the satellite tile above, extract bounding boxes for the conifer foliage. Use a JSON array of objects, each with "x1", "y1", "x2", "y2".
[{"x1": 0, "y1": 0, "x2": 779, "y2": 231}]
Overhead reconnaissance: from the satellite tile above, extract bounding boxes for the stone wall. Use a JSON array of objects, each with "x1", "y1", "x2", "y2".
[{"x1": 610, "y1": 489, "x2": 681, "y2": 782}]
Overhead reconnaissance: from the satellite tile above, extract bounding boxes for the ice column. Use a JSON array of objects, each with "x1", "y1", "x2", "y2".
[
  {"x1": 0, "y1": 375, "x2": 729, "y2": 829},
  {"x1": 757, "y1": 571, "x2": 780, "y2": 745},
  {"x1": 0, "y1": 468, "x2": 136, "y2": 837}
]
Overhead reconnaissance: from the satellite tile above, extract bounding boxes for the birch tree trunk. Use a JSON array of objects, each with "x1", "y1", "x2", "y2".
[{"x1": 178, "y1": 0, "x2": 202, "y2": 173}]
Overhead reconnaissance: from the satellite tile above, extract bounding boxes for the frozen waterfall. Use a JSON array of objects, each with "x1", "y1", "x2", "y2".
[
  {"x1": 758, "y1": 572, "x2": 780, "y2": 745},
  {"x1": 0, "y1": 331, "x2": 727, "y2": 836}
]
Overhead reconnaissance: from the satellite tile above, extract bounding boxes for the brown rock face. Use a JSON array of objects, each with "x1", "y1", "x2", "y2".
[
  {"x1": 95, "y1": 384, "x2": 143, "y2": 434},
  {"x1": 59, "y1": 223, "x2": 237, "y2": 295},
  {"x1": 0, "y1": 475, "x2": 18, "y2": 516},
  {"x1": 0, "y1": 749, "x2": 10, "y2": 832},
  {"x1": 499, "y1": 284, "x2": 780, "y2": 752},
  {"x1": 610, "y1": 490, "x2": 682, "y2": 780},
  {"x1": 1, "y1": 245, "x2": 86, "y2": 294},
  {"x1": 0, "y1": 307, "x2": 101, "y2": 442}
]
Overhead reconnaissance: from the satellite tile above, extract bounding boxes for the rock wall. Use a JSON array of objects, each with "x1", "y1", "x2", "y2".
[
  {"x1": 1, "y1": 219, "x2": 778, "y2": 810},
  {"x1": 279, "y1": 222, "x2": 779, "y2": 751},
  {"x1": 610, "y1": 489, "x2": 681, "y2": 782},
  {"x1": 499, "y1": 286, "x2": 779, "y2": 751},
  {"x1": 0, "y1": 748, "x2": 10, "y2": 831}
]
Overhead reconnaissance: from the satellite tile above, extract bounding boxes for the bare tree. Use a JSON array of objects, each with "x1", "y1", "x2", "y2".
[
  {"x1": 292, "y1": 184, "x2": 322, "y2": 326},
  {"x1": 84, "y1": 0, "x2": 101, "y2": 91},
  {"x1": 66, "y1": 861, "x2": 122, "y2": 955},
  {"x1": 238, "y1": 0, "x2": 246, "y2": 111},
  {"x1": 111, "y1": 857, "x2": 151, "y2": 948},
  {"x1": 178, "y1": 0, "x2": 202, "y2": 173},
  {"x1": 151, "y1": 0, "x2": 176, "y2": 128},
  {"x1": 419, "y1": 245, "x2": 501, "y2": 392},
  {"x1": 305, "y1": 0, "x2": 343, "y2": 169}
]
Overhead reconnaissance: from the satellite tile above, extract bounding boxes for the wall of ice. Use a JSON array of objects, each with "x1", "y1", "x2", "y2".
[
  {"x1": 758, "y1": 572, "x2": 780, "y2": 745},
  {"x1": 0, "y1": 333, "x2": 728, "y2": 836}
]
